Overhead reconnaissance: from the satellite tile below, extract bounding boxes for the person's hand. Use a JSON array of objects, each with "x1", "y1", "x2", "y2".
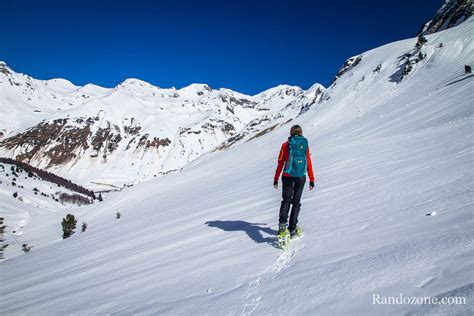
[
  {"x1": 309, "y1": 181, "x2": 315, "y2": 191},
  {"x1": 273, "y1": 180, "x2": 278, "y2": 189}
]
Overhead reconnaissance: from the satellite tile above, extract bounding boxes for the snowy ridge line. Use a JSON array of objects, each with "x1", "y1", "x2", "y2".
[{"x1": 0, "y1": 60, "x2": 325, "y2": 189}]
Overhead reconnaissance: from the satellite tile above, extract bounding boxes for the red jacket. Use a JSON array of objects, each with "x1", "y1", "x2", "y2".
[{"x1": 274, "y1": 140, "x2": 315, "y2": 182}]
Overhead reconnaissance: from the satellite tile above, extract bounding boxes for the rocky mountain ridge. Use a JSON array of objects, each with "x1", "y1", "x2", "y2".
[
  {"x1": 0, "y1": 62, "x2": 324, "y2": 190},
  {"x1": 418, "y1": 0, "x2": 472, "y2": 35}
]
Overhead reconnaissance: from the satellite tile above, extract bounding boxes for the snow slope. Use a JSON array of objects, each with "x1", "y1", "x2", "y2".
[
  {"x1": 0, "y1": 161, "x2": 95, "y2": 260},
  {"x1": 0, "y1": 17, "x2": 473, "y2": 316}
]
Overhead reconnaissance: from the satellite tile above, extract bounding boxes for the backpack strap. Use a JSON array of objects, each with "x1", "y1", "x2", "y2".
[{"x1": 284, "y1": 137, "x2": 295, "y2": 174}]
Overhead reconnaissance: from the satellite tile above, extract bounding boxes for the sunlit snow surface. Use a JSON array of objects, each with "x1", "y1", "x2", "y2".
[{"x1": 0, "y1": 18, "x2": 473, "y2": 315}]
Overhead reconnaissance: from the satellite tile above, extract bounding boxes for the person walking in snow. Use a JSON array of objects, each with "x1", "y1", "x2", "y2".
[{"x1": 274, "y1": 125, "x2": 315, "y2": 238}]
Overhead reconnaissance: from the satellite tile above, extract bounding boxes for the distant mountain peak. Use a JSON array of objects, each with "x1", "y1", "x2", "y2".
[
  {"x1": 179, "y1": 83, "x2": 212, "y2": 91},
  {"x1": 0, "y1": 63, "x2": 324, "y2": 189},
  {"x1": 118, "y1": 78, "x2": 158, "y2": 89}
]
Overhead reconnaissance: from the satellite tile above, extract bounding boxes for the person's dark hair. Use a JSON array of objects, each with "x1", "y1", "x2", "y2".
[{"x1": 290, "y1": 125, "x2": 303, "y2": 136}]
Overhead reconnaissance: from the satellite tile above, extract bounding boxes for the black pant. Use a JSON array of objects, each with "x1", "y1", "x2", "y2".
[{"x1": 279, "y1": 176, "x2": 305, "y2": 231}]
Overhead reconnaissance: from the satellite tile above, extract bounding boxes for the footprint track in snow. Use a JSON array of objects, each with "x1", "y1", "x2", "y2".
[
  {"x1": 241, "y1": 242, "x2": 305, "y2": 315},
  {"x1": 418, "y1": 276, "x2": 436, "y2": 288},
  {"x1": 266, "y1": 247, "x2": 297, "y2": 273}
]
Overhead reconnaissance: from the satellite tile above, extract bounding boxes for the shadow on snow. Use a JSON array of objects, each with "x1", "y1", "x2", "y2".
[{"x1": 205, "y1": 220, "x2": 279, "y2": 248}]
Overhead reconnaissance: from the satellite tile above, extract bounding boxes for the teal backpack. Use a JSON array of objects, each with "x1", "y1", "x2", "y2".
[{"x1": 284, "y1": 135, "x2": 308, "y2": 178}]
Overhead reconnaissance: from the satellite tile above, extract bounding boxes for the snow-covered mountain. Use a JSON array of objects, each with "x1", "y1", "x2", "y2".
[
  {"x1": 418, "y1": 0, "x2": 472, "y2": 35},
  {"x1": 0, "y1": 64, "x2": 324, "y2": 190},
  {"x1": 0, "y1": 0, "x2": 473, "y2": 313}
]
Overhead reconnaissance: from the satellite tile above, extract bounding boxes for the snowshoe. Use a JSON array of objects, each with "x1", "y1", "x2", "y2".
[
  {"x1": 277, "y1": 224, "x2": 290, "y2": 249},
  {"x1": 290, "y1": 226, "x2": 303, "y2": 239},
  {"x1": 277, "y1": 223, "x2": 287, "y2": 235}
]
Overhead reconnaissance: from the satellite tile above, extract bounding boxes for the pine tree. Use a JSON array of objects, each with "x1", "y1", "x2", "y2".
[
  {"x1": 98, "y1": 193, "x2": 103, "y2": 202},
  {"x1": 62, "y1": 214, "x2": 77, "y2": 239}
]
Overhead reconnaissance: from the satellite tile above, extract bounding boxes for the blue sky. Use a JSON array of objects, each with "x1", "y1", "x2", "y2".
[{"x1": 2, "y1": 0, "x2": 442, "y2": 95}]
